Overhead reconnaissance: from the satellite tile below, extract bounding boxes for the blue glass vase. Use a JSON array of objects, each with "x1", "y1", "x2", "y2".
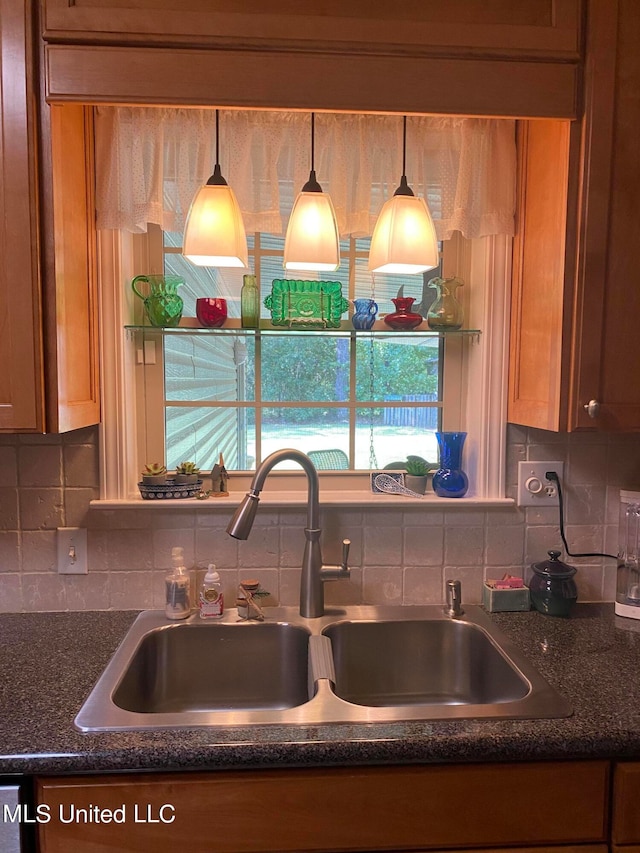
[
  {"x1": 432, "y1": 431, "x2": 469, "y2": 498},
  {"x1": 352, "y1": 298, "x2": 378, "y2": 330}
]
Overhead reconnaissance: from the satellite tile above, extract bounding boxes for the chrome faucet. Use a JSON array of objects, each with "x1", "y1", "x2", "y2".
[
  {"x1": 226, "y1": 449, "x2": 351, "y2": 618},
  {"x1": 445, "y1": 579, "x2": 463, "y2": 618}
]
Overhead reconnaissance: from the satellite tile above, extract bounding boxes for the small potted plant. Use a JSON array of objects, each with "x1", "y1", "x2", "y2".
[
  {"x1": 141, "y1": 462, "x2": 168, "y2": 485},
  {"x1": 175, "y1": 461, "x2": 200, "y2": 485},
  {"x1": 404, "y1": 456, "x2": 434, "y2": 495}
]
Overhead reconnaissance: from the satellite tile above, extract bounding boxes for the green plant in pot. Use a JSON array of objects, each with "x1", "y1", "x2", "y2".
[
  {"x1": 404, "y1": 456, "x2": 434, "y2": 495},
  {"x1": 175, "y1": 461, "x2": 200, "y2": 484},
  {"x1": 141, "y1": 462, "x2": 168, "y2": 485}
]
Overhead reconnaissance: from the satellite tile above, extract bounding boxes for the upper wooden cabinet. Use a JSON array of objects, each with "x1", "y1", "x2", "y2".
[
  {"x1": 42, "y1": 0, "x2": 583, "y2": 59},
  {"x1": 41, "y1": 0, "x2": 583, "y2": 118},
  {"x1": 0, "y1": 0, "x2": 45, "y2": 430},
  {"x1": 0, "y1": 0, "x2": 99, "y2": 433},
  {"x1": 509, "y1": 0, "x2": 640, "y2": 432}
]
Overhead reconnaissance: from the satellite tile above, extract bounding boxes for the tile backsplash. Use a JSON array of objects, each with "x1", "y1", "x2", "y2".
[{"x1": 1, "y1": 426, "x2": 638, "y2": 612}]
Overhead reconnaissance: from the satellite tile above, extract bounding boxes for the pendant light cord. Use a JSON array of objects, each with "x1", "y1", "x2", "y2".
[
  {"x1": 310, "y1": 112, "x2": 315, "y2": 173},
  {"x1": 302, "y1": 112, "x2": 322, "y2": 192},
  {"x1": 402, "y1": 115, "x2": 407, "y2": 182},
  {"x1": 215, "y1": 109, "x2": 220, "y2": 168},
  {"x1": 395, "y1": 116, "x2": 413, "y2": 197},
  {"x1": 207, "y1": 109, "x2": 227, "y2": 187}
]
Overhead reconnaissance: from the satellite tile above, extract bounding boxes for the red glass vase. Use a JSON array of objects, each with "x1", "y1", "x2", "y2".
[{"x1": 383, "y1": 297, "x2": 423, "y2": 330}]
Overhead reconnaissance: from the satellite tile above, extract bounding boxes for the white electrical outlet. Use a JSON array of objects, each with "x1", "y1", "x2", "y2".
[
  {"x1": 517, "y1": 462, "x2": 564, "y2": 507},
  {"x1": 57, "y1": 527, "x2": 88, "y2": 574}
]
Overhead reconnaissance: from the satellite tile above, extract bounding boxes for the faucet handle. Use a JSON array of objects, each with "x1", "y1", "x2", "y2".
[
  {"x1": 321, "y1": 539, "x2": 352, "y2": 582},
  {"x1": 341, "y1": 538, "x2": 351, "y2": 570}
]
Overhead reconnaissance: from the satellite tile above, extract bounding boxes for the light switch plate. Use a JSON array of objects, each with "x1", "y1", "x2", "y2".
[
  {"x1": 517, "y1": 462, "x2": 564, "y2": 507},
  {"x1": 57, "y1": 527, "x2": 88, "y2": 574}
]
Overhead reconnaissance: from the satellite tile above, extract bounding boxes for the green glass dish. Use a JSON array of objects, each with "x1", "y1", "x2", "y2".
[{"x1": 264, "y1": 280, "x2": 349, "y2": 328}]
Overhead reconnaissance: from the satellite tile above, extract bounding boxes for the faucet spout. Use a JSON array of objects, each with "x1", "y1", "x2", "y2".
[{"x1": 226, "y1": 449, "x2": 349, "y2": 618}]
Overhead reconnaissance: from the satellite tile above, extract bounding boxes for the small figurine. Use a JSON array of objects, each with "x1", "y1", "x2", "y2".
[{"x1": 210, "y1": 453, "x2": 229, "y2": 496}]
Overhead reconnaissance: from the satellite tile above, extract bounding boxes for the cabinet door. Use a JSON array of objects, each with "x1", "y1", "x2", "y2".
[
  {"x1": 0, "y1": 0, "x2": 45, "y2": 431},
  {"x1": 36, "y1": 761, "x2": 609, "y2": 853},
  {"x1": 43, "y1": 0, "x2": 583, "y2": 59},
  {"x1": 613, "y1": 762, "x2": 640, "y2": 847},
  {"x1": 0, "y1": 0, "x2": 99, "y2": 432},
  {"x1": 509, "y1": 0, "x2": 640, "y2": 432},
  {"x1": 42, "y1": 102, "x2": 100, "y2": 432},
  {"x1": 569, "y1": 0, "x2": 640, "y2": 431}
]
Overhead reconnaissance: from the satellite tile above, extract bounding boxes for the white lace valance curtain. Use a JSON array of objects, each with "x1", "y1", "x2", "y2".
[{"x1": 94, "y1": 107, "x2": 516, "y2": 240}]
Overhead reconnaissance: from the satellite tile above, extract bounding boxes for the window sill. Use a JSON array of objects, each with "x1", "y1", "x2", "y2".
[{"x1": 90, "y1": 491, "x2": 515, "y2": 510}]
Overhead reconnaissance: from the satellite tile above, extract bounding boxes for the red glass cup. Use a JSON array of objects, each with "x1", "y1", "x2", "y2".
[{"x1": 196, "y1": 298, "x2": 227, "y2": 327}]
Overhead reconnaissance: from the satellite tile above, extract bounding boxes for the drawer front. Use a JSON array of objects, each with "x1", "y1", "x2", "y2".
[{"x1": 37, "y1": 761, "x2": 609, "y2": 853}]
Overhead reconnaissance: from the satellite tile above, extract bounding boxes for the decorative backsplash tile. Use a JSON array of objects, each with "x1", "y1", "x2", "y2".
[{"x1": 0, "y1": 426, "x2": 638, "y2": 612}]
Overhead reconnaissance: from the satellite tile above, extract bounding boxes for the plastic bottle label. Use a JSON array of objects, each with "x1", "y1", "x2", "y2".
[{"x1": 199, "y1": 588, "x2": 224, "y2": 618}]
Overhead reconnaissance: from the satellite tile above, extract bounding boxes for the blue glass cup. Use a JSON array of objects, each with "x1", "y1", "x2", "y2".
[{"x1": 432, "y1": 431, "x2": 469, "y2": 498}]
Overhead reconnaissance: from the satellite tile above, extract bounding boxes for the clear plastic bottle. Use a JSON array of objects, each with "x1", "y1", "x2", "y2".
[
  {"x1": 165, "y1": 546, "x2": 191, "y2": 620},
  {"x1": 199, "y1": 563, "x2": 224, "y2": 619},
  {"x1": 241, "y1": 274, "x2": 260, "y2": 329}
]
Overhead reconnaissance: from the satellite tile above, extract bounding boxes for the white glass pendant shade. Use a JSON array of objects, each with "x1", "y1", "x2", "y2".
[
  {"x1": 368, "y1": 193, "x2": 439, "y2": 275},
  {"x1": 283, "y1": 188, "x2": 340, "y2": 272},
  {"x1": 183, "y1": 181, "x2": 248, "y2": 268}
]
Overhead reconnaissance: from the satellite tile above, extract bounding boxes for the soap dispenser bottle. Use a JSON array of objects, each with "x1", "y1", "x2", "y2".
[
  {"x1": 199, "y1": 563, "x2": 224, "y2": 619},
  {"x1": 165, "y1": 546, "x2": 192, "y2": 620}
]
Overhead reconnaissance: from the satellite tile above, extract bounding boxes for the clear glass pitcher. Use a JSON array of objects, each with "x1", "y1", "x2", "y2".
[
  {"x1": 427, "y1": 276, "x2": 464, "y2": 331},
  {"x1": 616, "y1": 489, "x2": 640, "y2": 618},
  {"x1": 131, "y1": 275, "x2": 184, "y2": 327}
]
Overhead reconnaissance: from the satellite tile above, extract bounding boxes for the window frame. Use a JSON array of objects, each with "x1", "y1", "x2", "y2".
[{"x1": 96, "y1": 230, "x2": 511, "y2": 504}]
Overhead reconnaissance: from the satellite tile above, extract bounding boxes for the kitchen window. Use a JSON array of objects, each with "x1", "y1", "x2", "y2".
[
  {"x1": 95, "y1": 108, "x2": 515, "y2": 501},
  {"x1": 140, "y1": 229, "x2": 449, "y2": 473}
]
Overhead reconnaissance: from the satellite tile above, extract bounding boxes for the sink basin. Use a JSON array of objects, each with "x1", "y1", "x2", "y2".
[
  {"x1": 113, "y1": 621, "x2": 311, "y2": 714},
  {"x1": 75, "y1": 612, "x2": 314, "y2": 731},
  {"x1": 323, "y1": 619, "x2": 529, "y2": 707},
  {"x1": 75, "y1": 605, "x2": 571, "y2": 732}
]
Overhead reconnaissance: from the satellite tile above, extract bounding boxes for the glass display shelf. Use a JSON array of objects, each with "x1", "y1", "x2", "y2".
[{"x1": 125, "y1": 320, "x2": 481, "y2": 338}]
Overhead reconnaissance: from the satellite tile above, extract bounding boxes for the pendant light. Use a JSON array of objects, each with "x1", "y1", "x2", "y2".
[
  {"x1": 183, "y1": 110, "x2": 248, "y2": 268},
  {"x1": 283, "y1": 113, "x2": 340, "y2": 272},
  {"x1": 368, "y1": 116, "x2": 439, "y2": 275}
]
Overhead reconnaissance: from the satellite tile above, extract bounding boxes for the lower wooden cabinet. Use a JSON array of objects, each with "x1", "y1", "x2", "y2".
[
  {"x1": 36, "y1": 760, "x2": 609, "y2": 853},
  {"x1": 613, "y1": 762, "x2": 640, "y2": 851}
]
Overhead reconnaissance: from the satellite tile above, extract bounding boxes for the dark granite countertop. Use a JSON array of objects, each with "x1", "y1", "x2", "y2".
[{"x1": 2, "y1": 603, "x2": 640, "y2": 776}]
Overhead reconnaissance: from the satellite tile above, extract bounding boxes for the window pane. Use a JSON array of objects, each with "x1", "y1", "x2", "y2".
[
  {"x1": 165, "y1": 334, "x2": 254, "y2": 402},
  {"x1": 166, "y1": 405, "x2": 255, "y2": 471},
  {"x1": 355, "y1": 408, "x2": 439, "y2": 470},
  {"x1": 261, "y1": 333, "x2": 350, "y2": 403},
  {"x1": 261, "y1": 406, "x2": 349, "y2": 467},
  {"x1": 355, "y1": 335, "x2": 440, "y2": 402}
]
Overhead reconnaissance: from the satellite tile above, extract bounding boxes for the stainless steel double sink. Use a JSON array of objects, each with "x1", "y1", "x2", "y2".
[{"x1": 75, "y1": 605, "x2": 571, "y2": 732}]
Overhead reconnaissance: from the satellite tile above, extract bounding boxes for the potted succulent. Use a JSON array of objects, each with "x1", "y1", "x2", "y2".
[
  {"x1": 404, "y1": 456, "x2": 435, "y2": 495},
  {"x1": 175, "y1": 461, "x2": 200, "y2": 485},
  {"x1": 141, "y1": 462, "x2": 168, "y2": 485}
]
